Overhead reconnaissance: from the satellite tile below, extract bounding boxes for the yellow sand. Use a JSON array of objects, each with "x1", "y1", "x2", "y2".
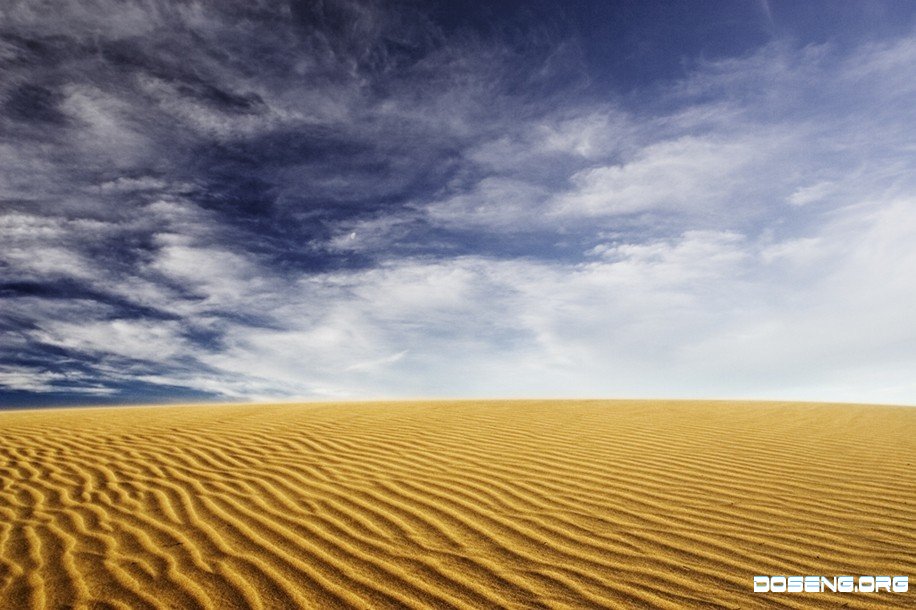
[{"x1": 0, "y1": 400, "x2": 913, "y2": 609}]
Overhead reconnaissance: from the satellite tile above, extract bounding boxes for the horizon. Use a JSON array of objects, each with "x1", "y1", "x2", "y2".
[
  {"x1": 3, "y1": 0, "x2": 916, "y2": 407},
  {"x1": 3, "y1": 396, "x2": 914, "y2": 413}
]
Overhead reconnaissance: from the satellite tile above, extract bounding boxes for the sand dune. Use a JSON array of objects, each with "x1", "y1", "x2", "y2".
[{"x1": 0, "y1": 400, "x2": 913, "y2": 609}]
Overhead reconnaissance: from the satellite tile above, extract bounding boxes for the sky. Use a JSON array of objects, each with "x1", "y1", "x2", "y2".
[{"x1": 2, "y1": 0, "x2": 916, "y2": 407}]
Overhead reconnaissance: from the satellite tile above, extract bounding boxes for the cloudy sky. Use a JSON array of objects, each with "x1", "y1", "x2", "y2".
[{"x1": 2, "y1": 0, "x2": 916, "y2": 407}]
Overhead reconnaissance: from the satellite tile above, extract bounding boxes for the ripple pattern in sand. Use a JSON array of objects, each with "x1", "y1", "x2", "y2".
[{"x1": 0, "y1": 400, "x2": 914, "y2": 609}]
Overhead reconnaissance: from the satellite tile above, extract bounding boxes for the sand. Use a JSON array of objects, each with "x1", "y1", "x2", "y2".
[{"x1": 0, "y1": 400, "x2": 913, "y2": 609}]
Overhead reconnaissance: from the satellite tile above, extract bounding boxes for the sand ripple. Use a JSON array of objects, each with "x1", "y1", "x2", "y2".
[{"x1": 0, "y1": 400, "x2": 913, "y2": 608}]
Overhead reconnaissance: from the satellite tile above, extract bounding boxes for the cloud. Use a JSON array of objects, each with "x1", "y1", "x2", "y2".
[
  {"x1": 33, "y1": 319, "x2": 187, "y2": 362},
  {"x1": 426, "y1": 177, "x2": 550, "y2": 229},
  {"x1": 786, "y1": 181, "x2": 835, "y2": 206},
  {"x1": 550, "y1": 136, "x2": 768, "y2": 217},
  {"x1": 1, "y1": 1, "x2": 915, "y2": 405}
]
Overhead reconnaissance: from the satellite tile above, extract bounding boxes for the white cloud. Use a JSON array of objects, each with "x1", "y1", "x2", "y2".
[
  {"x1": 60, "y1": 85, "x2": 151, "y2": 166},
  {"x1": 551, "y1": 136, "x2": 765, "y2": 217},
  {"x1": 99, "y1": 176, "x2": 171, "y2": 193},
  {"x1": 33, "y1": 319, "x2": 187, "y2": 362},
  {"x1": 4, "y1": 191, "x2": 916, "y2": 404},
  {"x1": 415, "y1": 33, "x2": 916, "y2": 237},
  {"x1": 787, "y1": 181, "x2": 835, "y2": 206},
  {"x1": 190, "y1": 196, "x2": 915, "y2": 403},
  {"x1": 148, "y1": 238, "x2": 268, "y2": 307},
  {"x1": 0, "y1": 366, "x2": 116, "y2": 395},
  {"x1": 425, "y1": 177, "x2": 550, "y2": 228}
]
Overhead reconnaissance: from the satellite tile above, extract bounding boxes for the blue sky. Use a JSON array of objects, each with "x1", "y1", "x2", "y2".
[{"x1": 2, "y1": 0, "x2": 916, "y2": 407}]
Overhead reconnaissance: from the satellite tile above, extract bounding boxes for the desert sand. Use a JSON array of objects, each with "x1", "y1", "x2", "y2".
[{"x1": 0, "y1": 400, "x2": 913, "y2": 609}]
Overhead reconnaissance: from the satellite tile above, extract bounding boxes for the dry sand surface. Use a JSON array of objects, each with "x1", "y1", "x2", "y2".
[{"x1": 0, "y1": 400, "x2": 913, "y2": 609}]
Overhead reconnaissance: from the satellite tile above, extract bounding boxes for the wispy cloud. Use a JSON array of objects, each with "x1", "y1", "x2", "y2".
[{"x1": 2, "y1": 1, "x2": 915, "y2": 405}]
